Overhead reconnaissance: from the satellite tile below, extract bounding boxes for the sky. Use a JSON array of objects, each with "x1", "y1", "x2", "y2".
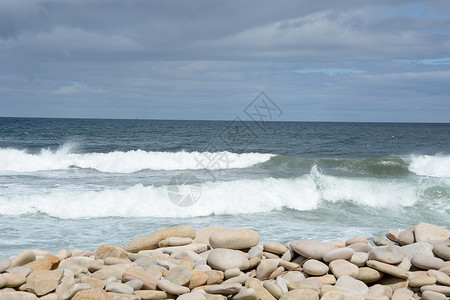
[{"x1": 0, "y1": 0, "x2": 449, "y2": 122}]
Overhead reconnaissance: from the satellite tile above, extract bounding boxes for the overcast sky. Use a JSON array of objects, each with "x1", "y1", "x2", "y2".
[{"x1": 0, "y1": 0, "x2": 449, "y2": 122}]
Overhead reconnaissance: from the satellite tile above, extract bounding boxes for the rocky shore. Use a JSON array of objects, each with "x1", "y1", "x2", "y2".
[{"x1": 0, "y1": 222, "x2": 449, "y2": 300}]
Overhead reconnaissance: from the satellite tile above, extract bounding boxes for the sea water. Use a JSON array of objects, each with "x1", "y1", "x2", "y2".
[{"x1": 0, "y1": 118, "x2": 449, "y2": 256}]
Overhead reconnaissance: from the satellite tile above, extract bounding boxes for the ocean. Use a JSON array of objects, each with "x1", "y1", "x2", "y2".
[{"x1": 0, "y1": 117, "x2": 449, "y2": 257}]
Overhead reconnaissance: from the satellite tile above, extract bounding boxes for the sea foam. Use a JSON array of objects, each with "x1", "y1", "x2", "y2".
[{"x1": 408, "y1": 154, "x2": 450, "y2": 178}]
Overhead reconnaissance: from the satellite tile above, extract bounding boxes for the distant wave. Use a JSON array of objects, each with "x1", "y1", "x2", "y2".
[
  {"x1": 0, "y1": 166, "x2": 439, "y2": 219},
  {"x1": 408, "y1": 154, "x2": 450, "y2": 178},
  {"x1": 0, "y1": 144, "x2": 275, "y2": 173}
]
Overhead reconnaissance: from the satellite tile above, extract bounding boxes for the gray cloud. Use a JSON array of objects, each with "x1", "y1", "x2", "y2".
[{"x1": 0, "y1": 0, "x2": 449, "y2": 121}]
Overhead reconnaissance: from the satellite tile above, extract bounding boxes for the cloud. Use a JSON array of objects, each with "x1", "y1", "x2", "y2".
[{"x1": 51, "y1": 83, "x2": 106, "y2": 95}]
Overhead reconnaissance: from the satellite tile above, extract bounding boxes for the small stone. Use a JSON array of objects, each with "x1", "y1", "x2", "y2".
[
  {"x1": 420, "y1": 285, "x2": 450, "y2": 296},
  {"x1": 401, "y1": 242, "x2": 434, "y2": 260},
  {"x1": 3, "y1": 273, "x2": 27, "y2": 288},
  {"x1": 335, "y1": 275, "x2": 369, "y2": 294},
  {"x1": 189, "y1": 270, "x2": 209, "y2": 289},
  {"x1": 125, "y1": 279, "x2": 143, "y2": 290},
  {"x1": 246, "y1": 277, "x2": 277, "y2": 300},
  {"x1": 134, "y1": 256, "x2": 158, "y2": 269},
  {"x1": 256, "y1": 259, "x2": 279, "y2": 279},
  {"x1": 329, "y1": 259, "x2": 359, "y2": 278},
  {"x1": 248, "y1": 246, "x2": 264, "y2": 259},
  {"x1": 207, "y1": 249, "x2": 250, "y2": 271},
  {"x1": 321, "y1": 291, "x2": 364, "y2": 300},
  {"x1": 158, "y1": 237, "x2": 193, "y2": 248},
  {"x1": 60, "y1": 283, "x2": 92, "y2": 300},
  {"x1": 373, "y1": 238, "x2": 395, "y2": 247},
  {"x1": 346, "y1": 237, "x2": 369, "y2": 246},
  {"x1": 263, "y1": 251, "x2": 280, "y2": 259},
  {"x1": 398, "y1": 228, "x2": 415, "y2": 245},
  {"x1": 411, "y1": 255, "x2": 445, "y2": 270},
  {"x1": 309, "y1": 274, "x2": 336, "y2": 285},
  {"x1": 422, "y1": 290, "x2": 447, "y2": 300},
  {"x1": 7, "y1": 266, "x2": 31, "y2": 277},
  {"x1": 225, "y1": 268, "x2": 241, "y2": 279},
  {"x1": 209, "y1": 228, "x2": 259, "y2": 250},
  {"x1": 279, "y1": 288, "x2": 319, "y2": 300},
  {"x1": 366, "y1": 260, "x2": 410, "y2": 279},
  {"x1": 355, "y1": 267, "x2": 384, "y2": 283},
  {"x1": 233, "y1": 287, "x2": 258, "y2": 300},
  {"x1": 25, "y1": 255, "x2": 60, "y2": 271},
  {"x1": 122, "y1": 268, "x2": 159, "y2": 290},
  {"x1": 348, "y1": 243, "x2": 372, "y2": 253},
  {"x1": 164, "y1": 266, "x2": 192, "y2": 286},
  {"x1": 290, "y1": 240, "x2": 335, "y2": 260},
  {"x1": 377, "y1": 277, "x2": 409, "y2": 291},
  {"x1": 178, "y1": 291, "x2": 207, "y2": 300},
  {"x1": 91, "y1": 266, "x2": 125, "y2": 281},
  {"x1": 105, "y1": 282, "x2": 134, "y2": 295},
  {"x1": 72, "y1": 288, "x2": 109, "y2": 300},
  {"x1": 368, "y1": 284, "x2": 392, "y2": 297},
  {"x1": 428, "y1": 270, "x2": 450, "y2": 286},
  {"x1": 298, "y1": 278, "x2": 323, "y2": 289},
  {"x1": 206, "y1": 270, "x2": 224, "y2": 285},
  {"x1": 303, "y1": 259, "x2": 329, "y2": 276},
  {"x1": 350, "y1": 252, "x2": 369, "y2": 267},
  {"x1": 397, "y1": 258, "x2": 412, "y2": 271},
  {"x1": 263, "y1": 242, "x2": 288, "y2": 255},
  {"x1": 0, "y1": 258, "x2": 12, "y2": 273},
  {"x1": 80, "y1": 277, "x2": 106, "y2": 289},
  {"x1": 123, "y1": 225, "x2": 196, "y2": 252},
  {"x1": 0, "y1": 291, "x2": 38, "y2": 299},
  {"x1": 281, "y1": 271, "x2": 305, "y2": 283},
  {"x1": 433, "y1": 243, "x2": 450, "y2": 261},
  {"x1": 323, "y1": 247, "x2": 354, "y2": 263},
  {"x1": 263, "y1": 281, "x2": 282, "y2": 298},
  {"x1": 206, "y1": 283, "x2": 242, "y2": 294},
  {"x1": 368, "y1": 245, "x2": 403, "y2": 264},
  {"x1": 157, "y1": 278, "x2": 190, "y2": 295},
  {"x1": 134, "y1": 290, "x2": 168, "y2": 299},
  {"x1": 386, "y1": 230, "x2": 400, "y2": 243},
  {"x1": 409, "y1": 271, "x2": 437, "y2": 287},
  {"x1": 24, "y1": 269, "x2": 63, "y2": 296},
  {"x1": 0, "y1": 274, "x2": 6, "y2": 288},
  {"x1": 414, "y1": 223, "x2": 450, "y2": 242},
  {"x1": 10, "y1": 250, "x2": 36, "y2": 268}
]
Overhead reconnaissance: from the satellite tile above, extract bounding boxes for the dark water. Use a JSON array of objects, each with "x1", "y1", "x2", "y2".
[{"x1": 0, "y1": 117, "x2": 449, "y2": 256}]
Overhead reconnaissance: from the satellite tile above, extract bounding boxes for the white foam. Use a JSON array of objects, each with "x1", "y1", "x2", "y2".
[
  {"x1": 0, "y1": 144, "x2": 275, "y2": 173},
  {"x1": 0, "y1": 167, "x2": 426, "y2": 219},
  {"x1": 408, "y1": 154, "x2": 450, "y2": 178}
]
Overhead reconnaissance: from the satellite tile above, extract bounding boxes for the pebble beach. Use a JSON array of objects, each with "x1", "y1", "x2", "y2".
[{"x1": 0, "y1": 222, "x2": 449, "y2": 300}]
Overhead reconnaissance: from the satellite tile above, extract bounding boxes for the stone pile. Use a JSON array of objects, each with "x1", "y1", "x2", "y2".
[{"x1": 0, "y1": 222, "x2": 449, "y2": 299}]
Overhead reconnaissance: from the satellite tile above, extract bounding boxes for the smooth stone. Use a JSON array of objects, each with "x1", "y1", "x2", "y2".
[
  {"x1": 72, "y1": 288, "x2": 109, "y2": 300},
  {"x1": 397, "y1": 258, "x2": 412, "y2": 271},
  {"x1": 303, "y1": 259, "x2": 329, "y2": 276},
  {"x1": 368, "y1": 245, "x2": 403, "y2": 264},
  {"x1": 400, "y1": 242, "x2": 434, "y2": 260},
  {"x1": 24, "y1": 255, "x2": 60, "y2": 271},
  {"x1": 323, "y1": 247, "x2": 354, "y2": 263},
  {"x1": 157, "y1": 278, "x2": 190, "y2": 295},
  {"x1": 329, "y1": 259, "x2": 359, "y2": 278},
  {"x1": 225, "y1": 268, "x2": 241, "y2": 279},
  {"x1": 24, "y1": 269, "x2": 63, "y2": 296},
  {"x1": 279, "y1": 288, "x2": 319, "y2": 300},
  {"x1": 233, "y1": 287, "x2": 258, "y2": 300},
  {"x1": 321, "y1": 291, "x2": 364, "y2": 300},
  {"x1": 94, "y1": 244, "x2": 128, "y2": 260},
  {"x1": 411, "y1": 255, "x2": 445, "y2": 270},
  {"x1": 335, "y1": 275, "x2": 369, "y2": 294},
  {"x1": 158, "y1": 237, "x2": 193, "y2": 248},
  {"x1": 246, "y1": 277, "x2": 277, "y2": 300},
  {"x1": 386, "y1": 230, "x2": 400, "y2": 244},
  {"x1": 366, "y1": 260, "x2": 410, "y2": 279},
  {"x1": 256, "y1": 259, "x2": 279, "y2": 279},
  {"x1": 91, "y1": 266, "x2": 125, "y2": 281},
  {"x1": 209, "y1": 228, "x2": 259, "y2": 250},
  {"x1": 422, "y1": 290, "x2": 447, "y2": 300},
  {"x1": 263, "y1": 242, "x2": 288, "y2": 255},
  {"x1": 10, "y1": 251, "x2": 36, "y2": 268},
  {"x1": 134, "y1": 256, "x2": 158, "y2": 269},
  {"x1": 420, "y1": 285, "x2": 450, "y2": 296},
  {"x1": 178, "y1": 291, "x2": 207, "y2": 300},
  {"x1": 392, "y1": 287, "x2": 413, "y2": 299},
  {"x1": 350, "y1": 252, "x2": 369, "y2": 267},
  {"x1": 0, "y1": 258, "x2": 12, "y2": 273},
  {"x1": 290, "y1": 240, "x2": 335, "y2": 260},
  {"x1": 281, "y1": 271, "x2": 305, "y2": 283},
  {"x1": 189, "y1": 270, "x2": 209, "y2": 289},
  {"x1": 165, "y1": 266, "x2": 193, "y2": 286},
  {"x1": 207, "y1": 283, "x2": 242, "y2": 294},
  {"x1": 3, "y1": 273, "x2": 27, "y2": 288},
  {"x1": 377, "y1": 277, "x2": 409, "y2": 291},
  {"x1": 398, "y1": 228, "x2": 415, "y2": 245},
  {"x1": 298, "y1": 278, "x2": 323, "y2": 289},
  {"x1": 263, "y1": 281, "x2": 282, "y2": 298},
  {"x1": 205, "y1": 270, "x2": 224, "y2": 285},
  {"x1": 428, "y1": 270, "x2": 450, "y2": 286},
  {"x1": 0, "y1": 291, "x2": 38, "y2": 299},
  {"x1": 134, "y1": 290, "x2": 168, "y2": 299},
  {"x1": 124, "y1": 279, "x2": 143, "y2": 290},
  {"x1": 373, "y1": 238, "x2": 395, "y2": 247},
  {"x1": 368, "y1": 284, "x2": 391, "y2": 297},
  {"x1": 105, "y1": 282, "x2": 134, "y2": 295},
  {"x1": 348, "y1": 243, "x2": 372, "y2": 253},
  {"x1": 60, "y1": 283, "x2": 92, "y2": 300},
  {"x1": 309, "y1": 274, "x2": 336, "y2": 285},
  {"x1": 124, "y1": 225, "x2": 196, "y2": 252},
  {"x1": 409, "y1": 271, "x2": 437, "y2": 287},
  {"x1": 122, "y1": 268, "x2": 159, "y2": 290},
  {"x1": 80, "y1": 277, "x2": 106, "y2": 289},
  {"x1": 7, "y1": 266, "x2": 31, "y2": 277},
  {"x1": 0, "y1": 274, "x2": 6, "y2": 288},
  {"x1": 433, "y1": 243, "x2": 450, "y2": 261},
  {"x1": 248, "y1": 246, "x2": 264, "y2": 259},
  {"x1": 415, "y1": 223, "x2": 450, "y2": 242},
  {"x1": 355, "y1": 267, "x2": 384, "y2": 283},
  {"x1": 346, "y1": 237, "x2": 369, "y2": 246},
  {"x1": 194, "y1": 226, "x2": 226, "y2": 245},
  {"x1": 263, "y1": 251, "x2": 280, "y2": 259},
  {"x1": 207, "y1": 249, "x2": 250, "y2": 271},
  {"x1": 439, "y1": 266, "x2": 450, "y2": 276}
]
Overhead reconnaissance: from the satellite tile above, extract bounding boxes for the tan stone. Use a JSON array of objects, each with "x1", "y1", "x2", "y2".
[
  {"x1": 290, "y1": 240, "x2": 335, "y2": 260},
  {"x1": 3, "y1": 273, "x2": 27, "y2": 288},
  {"x1": 409, "y1": 271, "x2": 437, "y2": 287},
  {"x1": 263, "y1": 242, "x2": 288, "y2": 255},
  {"x1": 346, "y1": 237, "x2": 369, "y2": 246},
  {"x1": 329, "y1": 259, "x2": 359, "y2": 278},
  {"x1": 366, "y1": 260, "x2": 410, "y2": 279},
  {"x1": 123, "y1": 225, "x2": 196, "y2": 252},
  {"x1": 356, "y1": 267, "x2": 384, "y2": 284},
  {"x1": 134, "y1": 290, "x2": 168, "y2": 299},
  {"x1": 24, "y1": 269, "x2": 63, "y2": 296},
  {"x1": 189, "y1": 270, "x2": 209, "y2": 289},
  {"x1": 72, "y1": 288, "x2": 109, "y2": 300},
  {"x1": 279, "y1": 288, "x2": 319, "y2": 300},
  {"x1": 209, "y1": 228, "x2": 259, "y2": 250},
  {"x1": 10, "y1": 250, "x2": 36, "y2": 268},
  {"x1": 246, "y1": 277, "x2": 277, "y2": 300},
  {"x1": 24, "y1": 255, "x2": 60, "y2": 271},
  {"x1": 414, "y1": 223, "x2": 450, "y2": 242},
  {"x1": 122, "y1": 268, "x2": 158, "y2": 290},
  {"x1": 0, "y1": 291, "x2": 38, "y2": 299},
  {"x1": 194, "y1": 226, "x2": 226, "y2": 245},
  {"x1": 80, "y1": 276, "x2": 106, "y2": 289}
]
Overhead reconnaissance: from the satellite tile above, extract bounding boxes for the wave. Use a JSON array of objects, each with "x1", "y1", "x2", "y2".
[
  {"x1": 408, "y1": 154, "x2": 450, "y2": 178},
  {"x1": 0, "y1": 144, "x2": 275, "y2": 173},
  {"x1": 0, "y1": 166, "x2": 442, "y2": 219}
]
